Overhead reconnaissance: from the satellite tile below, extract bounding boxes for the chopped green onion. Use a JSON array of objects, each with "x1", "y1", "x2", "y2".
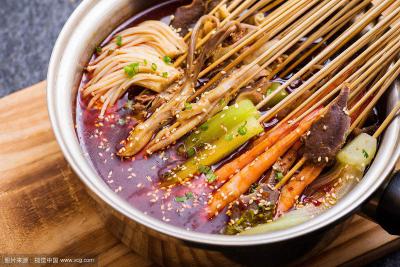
[
  {"x1": 224, "y1": 134, "x2": 234, "y2": 141},
  {"x1": 275, "y1": 171, "x2": 284, "y2": 181},
  {"x1": 187, "y1": 147, "x2": 196, "y2": 157},
  {"x1": 238, "y1": 122, "x2": 248, "y2": 136},
  {"x1": 116, "y1": 35, "x2": 122, "y2": 46},
  {"x1": 124, "y1": 62, "x2": 140, "y2": 78},
  {"x1": 174, "y1": 192, "x2": 194, "y2": 203},
  {"x1": 184, "y1": 102, "x2": 192, "y2": 110},
  {"x1": 206, "y1": 172, "x2": 217, "y2": 183},
  {"x1": 198, "y1": 165, "x2": 210, "y2": 174},
  {"x1": 362, "y1": 149, "x2": 369, "y2": 159},
  {"x1": 151, "y1": 63, "x2": 157, "y2": 71},
  {"x1": 162, "y1": 72, "x2": 169, "y2": 78},
  {"x1": 175, "y1": 196, "x2": 186, "y2": 202},
  {"x1": 143, "y1": 59, "x2": 148, "y2": 66},
  {"x1": 163, "y1": 56, "x2": 172, "y2": 64},
  {"x1": 199, "y1": 124, "x2": 209, "y2": 131}
]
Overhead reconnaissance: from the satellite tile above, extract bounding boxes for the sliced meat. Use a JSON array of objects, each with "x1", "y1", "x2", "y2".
[
  {"x1": 303, "y1": 87, "x2": 351, "y2": 165},
  {"x1": 171, "y1": 0, "x2": 221, "y2": 35}
]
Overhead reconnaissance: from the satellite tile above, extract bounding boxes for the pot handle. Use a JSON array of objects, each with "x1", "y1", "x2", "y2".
[{"x1": 362, "y1": 171, "x2": 400, "y2": 235}]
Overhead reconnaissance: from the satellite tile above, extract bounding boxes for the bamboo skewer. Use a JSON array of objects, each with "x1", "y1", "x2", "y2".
[
  {"x1": 274, "y1": 157, "x2": 307, "y2": 190},
  {"x1": 182, "y1": 0, "x2": 228, "y2": 42},
  {"x1": 289, "y1": 28, "x2": 400, "y2": 125},
  {"x1": 373, "y1": 101, "x2": 400, "y2": 138},
  {"x1": 238, "y1": 0, "x2": 275, "y2": 22},
  {"x1": 190, "y1": 0, "x2": 316, "y2": 100},
  {"x1": 276, "y1": 0, "x2": 371, "y2": 78},
  {"x1": 257, "y1": 0, "x2": 400, "y2": 123},
  {"x1": 234, "y1": 0, "x2": 351, "y2": 94},
  {"x1": 198, "y1": 0, "x2": 314, "y2": 79},
  {"x1": 350, "y1": 59, "x2": 400, "y2": 132}
]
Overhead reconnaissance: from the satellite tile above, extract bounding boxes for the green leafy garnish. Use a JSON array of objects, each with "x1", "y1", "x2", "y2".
[
  {"x1": 362, "y1": 149, "x2": 369, "y2": 159},
  {"x1": 116, "y1": 35, "x2": 122, "y2": 46},
  {"x1": 162, "y1": 72, "x2": 169, "y2": 78},
  {"x1": 151, "y1": 63, "x2": 157, "y2": 71},
  {"x1": 275, "y1": 171, "x2": 284, "y2": 181},
  {"x1": 184, "y1": 102, "x2": 192, "y2": 110},
  {"x1": 175, "y1": 196, "x2": 186, "y2": 202},
  {"x1": 174, "y1": 192, "x2": 194, "y2": 203},
  {"x1": 187, "y1": 147, "x2": 196, "y2": 157},
  {"x1": 143, "y1": 59, "x2": 148, "y2": 66},
  {"x1": 198, "y1": 165, "x2": 217, "y2": 183},
  {"x1": 124, "y1": 62, "x2": 140, "y2": 78},
  {"x1": 163, "y1": 56, "x2": 172, "y2": 64},
  {"x1": 199, "y1": 124, "x2": 209, "y2": 131},
  {"x1": 238, "y1": 122, "x2": 248, "y2": 136}
]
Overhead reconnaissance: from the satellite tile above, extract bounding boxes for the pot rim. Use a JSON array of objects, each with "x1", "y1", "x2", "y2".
[{"x1": 47, "y1": 0, "x2": 400, "y2": 246}]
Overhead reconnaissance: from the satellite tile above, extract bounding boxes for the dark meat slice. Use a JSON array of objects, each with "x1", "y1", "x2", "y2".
[
  {"x1": 303, "y1": 87, "x2": 351, "y2": 165},
  {"x1": 171, "y1": 0, "x2": 221, "y2": 35}
]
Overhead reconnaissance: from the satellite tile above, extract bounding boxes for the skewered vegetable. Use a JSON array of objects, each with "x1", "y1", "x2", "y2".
[
  {"x1": 162, "y1": 116, "x2": 263, "y2": 186},
  {"x1": 183, "y1": 99, "x2": 260, "y2": 156}
]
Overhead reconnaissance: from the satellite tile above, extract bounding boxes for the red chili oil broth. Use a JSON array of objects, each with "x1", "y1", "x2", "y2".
[{"x1": 76, "y1": 0, "x2": 229, "y2": 234}]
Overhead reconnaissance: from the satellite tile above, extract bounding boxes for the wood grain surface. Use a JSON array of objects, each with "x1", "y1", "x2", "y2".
[{"x1": 0, "y1": 82, "x2": 398, "y2": 266}]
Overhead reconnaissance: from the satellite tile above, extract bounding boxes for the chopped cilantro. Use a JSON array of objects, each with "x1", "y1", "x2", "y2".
[
  {"x1": 238, "y1": 122, "x2": 248, "y2": 136},
  {"x1": 206, "y1": 172, "x2": 217, "y2": 183},
  {"x1": 275, "y1": 171, "x2": 284, "y2": 181},
  {"x1": 198, "y1": 165, "x2": 217, "y2": 183},
  {"x1": 362, "y1": 149, "x2": 369, "y2": 158},
  {"x1": 198, "y1": 165, "x2": 210, "y2": 174},
  {"x1": 184, "y1": 102, "x2": 192, "y2": 110},
  {"x1": 199, "y1": 124, "x2": 209, "y2": 131},
  {"x1": 175, "y1": 192, "x2": 194, "y2": 203},
  {"x1": 185, "y1": 192, "x2": 194, "y2": 199},
  {"x1": 187, "y1": 147, "x2": 196, "y2": 157},
  {"x1": 163, "y1": 56, "x2": 172, "y2": 64},
  {"x1": 116, "y1": 35, "x2": 122, "y2": 46},
  {"x1": 175, "y1": 196, "x2": 186, "y2": 202}
]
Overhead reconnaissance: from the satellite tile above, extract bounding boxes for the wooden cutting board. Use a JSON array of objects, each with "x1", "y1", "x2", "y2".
[{"x1": 0, "y1": 81, "x2": 399, "y2": 267}]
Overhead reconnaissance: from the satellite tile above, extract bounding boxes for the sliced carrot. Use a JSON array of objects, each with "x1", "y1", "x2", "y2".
[
  {"x1": 208, "y1": 108, "x2": 322, "y2": 217},
  {"x1": 276, "y1": 164, "x2": 324, "y2": 215},
  {"x1": 214, "y1": 122, "x2": 296, "y2": 183}
]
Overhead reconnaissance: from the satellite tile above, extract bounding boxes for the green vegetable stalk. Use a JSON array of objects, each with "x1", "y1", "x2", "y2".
[
  {"x1": 183, "y1": 100, "x2": 260, "y2": 156},
  {"x1": 162, "y1": 116, "x2": 264, "y2": 186},
  {"x1": 240, "y1": 133, "x2": 378, "y2": 235},
  {"x1": 265, "y1": 82, "x2": 289, "y2": 107}
]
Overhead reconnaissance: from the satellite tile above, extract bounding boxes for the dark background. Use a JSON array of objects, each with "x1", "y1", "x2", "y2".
[{"x1": 0, "y1": 0, "x2": 398, "y2": 266}]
